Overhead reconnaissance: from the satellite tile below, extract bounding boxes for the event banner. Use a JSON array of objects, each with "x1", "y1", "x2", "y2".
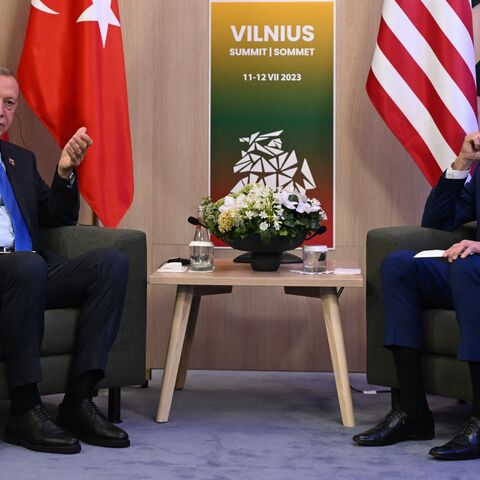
[{"x1": 210, "y1": 0, "x2": 335, "y2": 247}]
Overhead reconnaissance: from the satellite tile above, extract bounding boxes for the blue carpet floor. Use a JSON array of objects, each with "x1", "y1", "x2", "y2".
[{"x1": 0, "y1": 370, "x2": 478, "y2": 480}]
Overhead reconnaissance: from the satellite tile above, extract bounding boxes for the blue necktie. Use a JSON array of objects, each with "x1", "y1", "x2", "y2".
[{"x1": 0, "y1": 164, "x2": 32, "y2": 251}]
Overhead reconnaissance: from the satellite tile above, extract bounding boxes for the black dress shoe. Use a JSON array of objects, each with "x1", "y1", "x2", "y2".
[
  {"x1": 353, "y1": 408, "x2": 434, "y2": 446},
  {"x1": 4, "y1": 405, "x2": 80, "y2": 454},
  {"x1": 429, "y1": 417, "x2": 480, "y2": 460},
  {"x1": 57, "y1": 399, "x2": 130, "y2": 448}
]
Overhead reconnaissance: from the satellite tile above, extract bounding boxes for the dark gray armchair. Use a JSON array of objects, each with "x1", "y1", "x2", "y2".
[
  {"x1": 367, "y1": 224, "x2": 476, "y2": 402},
  {"x1": 0, "y1": 225, "x2": 147, "y2": 419}
]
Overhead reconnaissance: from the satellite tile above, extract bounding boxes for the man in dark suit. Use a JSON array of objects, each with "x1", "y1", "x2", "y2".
[
  {"x1": 353, "y1": 132, "x2": 480, "y2": 460},
  {"x1": 0, "y1": 67, "x2": 130, "y2": 454}
]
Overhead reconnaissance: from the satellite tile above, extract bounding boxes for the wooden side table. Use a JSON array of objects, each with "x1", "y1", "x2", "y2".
[{"x1": 149, "y1": 259, "x2": 363, "y2": 427}]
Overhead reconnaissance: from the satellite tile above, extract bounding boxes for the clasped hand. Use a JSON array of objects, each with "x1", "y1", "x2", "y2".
[
  {"x1": 443, "y1": 240, "x2": 480, "y2": 262},
  {"x1": 57, "y1": 127, "x2": 93, "y2": 179},
  {"x1": 452, "y1": 132, "x2": 480, "y2": 171}
]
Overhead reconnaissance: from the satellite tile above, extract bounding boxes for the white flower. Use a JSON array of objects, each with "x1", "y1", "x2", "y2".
[
  {"x1": 275, "y1": 191, "x2": 298, "y2": 210},
  {"x1": 221, "y1": 194, "x2": 247, "y2": 211},
  {"x1": 275, "y1": 205, "x2": 285, "y2": 219},
  {"x1": 259, "y1": 211, "x2": 268, "y2": 219},
  {"x1": 296, "y1": 201, "x2": 321, "y2": 214},
  {"x1": 218, "y1": 195, "x2": 236, "y2": 213},
  {"x1": 259, "y1": 221, "x2": 269, "y2": 231},
  {"x1": 232, "y1": 196, "x2": 244, "y2": 211}
]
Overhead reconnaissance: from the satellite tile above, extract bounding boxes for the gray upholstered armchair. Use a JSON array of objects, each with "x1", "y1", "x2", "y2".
[
  {"x1": 366, "y1": 224, "x2": 476, "y2": 403},
  {"x1": 0, "y1": 225, "x2": 147, "y2": 420}
]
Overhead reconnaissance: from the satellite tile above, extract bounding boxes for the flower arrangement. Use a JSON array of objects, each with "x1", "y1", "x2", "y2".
[{"x1": 201, "y1": 183, "x2": 327, "y2": 243}]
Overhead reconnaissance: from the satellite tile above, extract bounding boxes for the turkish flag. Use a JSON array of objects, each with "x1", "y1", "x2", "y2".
[{"x1": 18, "y1": 0, "x2": 133, "y2": 227}]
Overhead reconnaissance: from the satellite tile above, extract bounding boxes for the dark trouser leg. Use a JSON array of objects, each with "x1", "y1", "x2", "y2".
[
  {"x1": 0, "y1": 253, "x2": 48, "y2": 389},
  {"x1": 448, "y1": 256, "x2": 480, "y2": 361},
  {"x1": 382, "y1": 251, "x2": 453, "y2": 348},
  {"x1": 47, "y1": 249, "x2": 130, "y2": 448},
  {"x1": 381, "y1": 251, "x2": 453, "y2": 415},
  {"x1": 46, "y1": 248, "x2": 128, "y2": 390},
  {"x1": 447, "y1": 256, "x2": 480, "y2": 418}
]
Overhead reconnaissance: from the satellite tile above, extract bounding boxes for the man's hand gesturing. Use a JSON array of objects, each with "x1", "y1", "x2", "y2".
[{"x1": 58, "y1": 127, "x2": 93, "y2": 179}]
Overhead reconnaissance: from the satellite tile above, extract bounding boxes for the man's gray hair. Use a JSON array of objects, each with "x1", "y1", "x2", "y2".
[{"x1": 0, "y1": 67, "x2": 14, "y2": 77}]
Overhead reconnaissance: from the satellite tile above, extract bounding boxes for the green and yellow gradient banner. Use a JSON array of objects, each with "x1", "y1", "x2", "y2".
[{"x1": 210, "y1": 0, "x2": 335, "y2": 246}]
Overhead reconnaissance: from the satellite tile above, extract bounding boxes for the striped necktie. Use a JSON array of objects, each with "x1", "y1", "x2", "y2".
[{"x1": 0, "y1": 163, "x2": 32, "y2": 251}]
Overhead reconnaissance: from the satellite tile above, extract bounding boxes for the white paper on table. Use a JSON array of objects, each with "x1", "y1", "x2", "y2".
[
  {"x1": 290, "y1": 269, "x2": 335, "y2": 275},
  {"x1": 156, "y1": 262, "x2": 189, "y2": 273},
  {"x1": 413, "y1": 250, "x2": 445, "y2": 258},
  {"x1": 333, "y1": 268, "x2": 361, "y2": 275},
  {"x1": 290, "y1": 268, "x2": 361, "y2": 275}
]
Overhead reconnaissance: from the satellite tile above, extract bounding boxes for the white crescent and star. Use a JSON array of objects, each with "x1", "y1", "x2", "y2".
[{"x1": 30, "y1": 0, "x2": 121, "y2": 49}]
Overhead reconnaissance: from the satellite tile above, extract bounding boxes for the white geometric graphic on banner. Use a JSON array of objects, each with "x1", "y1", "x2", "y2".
[{"x1": 232, "y1": 130, "x2": 317, "y2": 194}]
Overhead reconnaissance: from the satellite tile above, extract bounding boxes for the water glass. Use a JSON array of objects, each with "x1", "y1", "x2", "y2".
[
  {"x1": 189, "y1": 241, "x2": 214, "y2": 271},
  {"x1": 303, "y1": 245, "x2": 328, "y2": 272}
]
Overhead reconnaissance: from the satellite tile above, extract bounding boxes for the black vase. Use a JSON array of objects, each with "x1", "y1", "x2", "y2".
[{"x1": 225, "y1": 232, "x2": 307, "y2": 271}]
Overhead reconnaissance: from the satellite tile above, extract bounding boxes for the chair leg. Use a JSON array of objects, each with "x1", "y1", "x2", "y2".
[
  {"x1": 108, "y1": 387, "x2": 122, "y2": 424},
  {"x1": 141, "y1": 368, "x2": 151, "y2": 388},
  {"x1": 391, "y1": 387, "x2": 400, "y2": 409}
]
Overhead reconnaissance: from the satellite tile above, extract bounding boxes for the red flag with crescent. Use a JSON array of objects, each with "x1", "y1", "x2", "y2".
[{"x1": 18, "y1": 0, "x2": 133, "y2": 226}]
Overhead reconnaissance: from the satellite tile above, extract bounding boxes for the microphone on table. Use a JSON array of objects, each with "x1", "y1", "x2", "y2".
[
  {"x1": 187, "y1": 216, "x2": 208, "y2": 229},
  {"x1": 305, "y1": 225, "x2": 327, "y2": 241}
]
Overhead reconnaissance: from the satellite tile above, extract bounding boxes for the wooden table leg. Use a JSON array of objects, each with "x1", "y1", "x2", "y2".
[
  {"x1": 156, "y1": 285, "x2": 194, "y2": 423},
  {"x1": 175, "y1": 295, "x2": 201, "y2": 390},
  {"x1": 320, "y1": 287, "x2": 355, "y2": 427}
]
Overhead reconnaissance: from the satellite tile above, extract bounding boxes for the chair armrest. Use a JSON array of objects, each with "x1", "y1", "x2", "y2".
[{"x1": 366, "y1": 224, "x2": 476, "y2": 387}]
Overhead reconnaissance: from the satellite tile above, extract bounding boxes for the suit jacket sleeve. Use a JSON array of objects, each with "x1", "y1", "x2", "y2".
[
  {"x1": 421, "y1": 169, "x2": 477, "y2": 231},
  {"x1": 36, "y1": 159, "x2": 80, "y2": 228}
]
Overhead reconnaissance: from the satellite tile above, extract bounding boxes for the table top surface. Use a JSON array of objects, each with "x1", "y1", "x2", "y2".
[{"x1": 149, "y1": 259, "x2": 363, "y2": 288}]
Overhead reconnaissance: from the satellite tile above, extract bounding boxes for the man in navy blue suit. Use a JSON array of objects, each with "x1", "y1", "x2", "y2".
[
  {"x1": 0, "y1": 67, "x2": 130, "y2": 454},
  {"x1": 353, "y1": 133, "x2": 480, "y2": 460}
]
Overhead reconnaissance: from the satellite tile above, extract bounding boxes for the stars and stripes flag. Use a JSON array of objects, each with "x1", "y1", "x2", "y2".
[
  {"x1": 17, "y1": 0, "x2": 133, "y2": 226},
  {"x1": 367, "y1": 0, "x2": 478, "y2": 185}
]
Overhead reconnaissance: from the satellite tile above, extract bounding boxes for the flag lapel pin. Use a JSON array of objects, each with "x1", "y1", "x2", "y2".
[{"x1": 8, "y1": 158, "x2": 15, "y2": 166}]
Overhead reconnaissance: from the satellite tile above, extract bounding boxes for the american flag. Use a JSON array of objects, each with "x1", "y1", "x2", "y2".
[{"x1": 367, "y1": 0, "x2": 478, "y2": 185}]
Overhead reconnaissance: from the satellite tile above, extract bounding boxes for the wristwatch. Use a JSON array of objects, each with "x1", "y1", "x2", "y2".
[{"x1": 66, "y1": 171, "x2": 75, "y2": 186}]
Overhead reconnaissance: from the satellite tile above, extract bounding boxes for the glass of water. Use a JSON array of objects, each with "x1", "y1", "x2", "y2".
[
  {"x1": 189, "y1": 241, "x2": 214, "y2": 271},
  {"x1": 302, "y1": 245, "x2": 328, "y2": 272}
]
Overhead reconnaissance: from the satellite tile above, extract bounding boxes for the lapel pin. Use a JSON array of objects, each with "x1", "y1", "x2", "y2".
[{"x1": 8, "y1": 158, "x2": 14, "y2": 166}]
